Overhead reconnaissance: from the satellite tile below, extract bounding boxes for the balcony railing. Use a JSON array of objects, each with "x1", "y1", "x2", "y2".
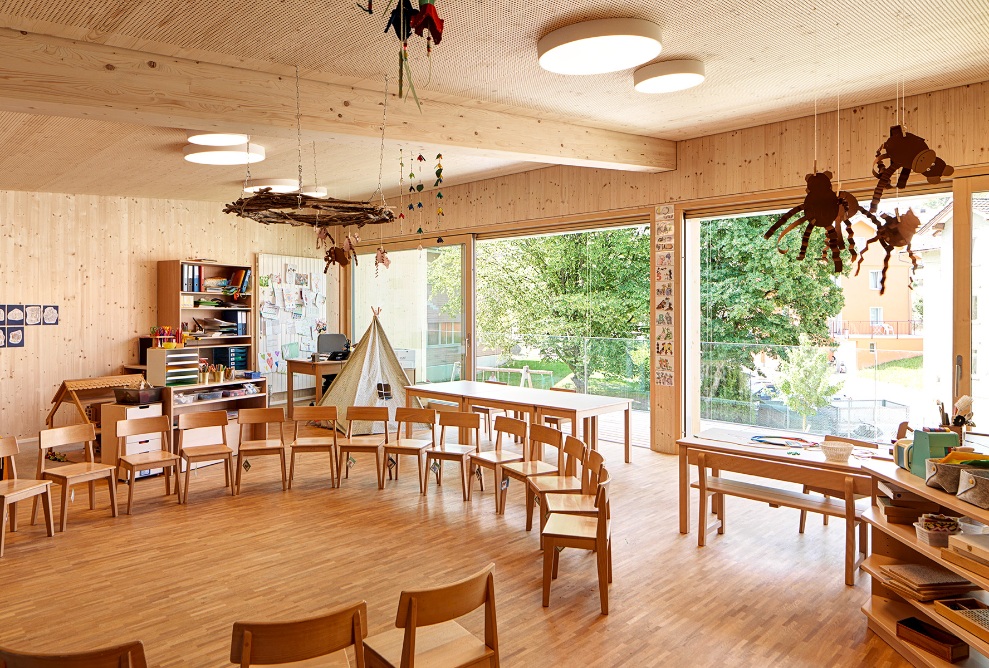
[{"x1": 828, "y1": 319, "x2": 923, "y2": 338}]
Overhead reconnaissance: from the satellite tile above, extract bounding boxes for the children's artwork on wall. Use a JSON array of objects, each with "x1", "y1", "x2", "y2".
[
  {"x1": 0, "y1": 305, "x2": 5, "y2": 324},
  {"x1": 25, "y1": 305, "x2": 42, "y2": 325},
  {"x1": 0, "y1": 329, "x2": 5, "y2": 347},
  {"x1": 6, "y1": 306, "x2": 23, "y2": 324},
  {"x1": 43, "y1": 305, "x2": 59, "y2": 325},
  {"x1": 7, "y1": 327, "x2": 23, "y2": 347},
  {"x1": 0, "y1": 303, "x2": 58, "y2": 349}
]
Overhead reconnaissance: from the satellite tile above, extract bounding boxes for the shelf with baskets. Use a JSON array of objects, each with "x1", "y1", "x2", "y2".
[{"x1": 863, "y1": 459, "x2": 989, "y2": 667}]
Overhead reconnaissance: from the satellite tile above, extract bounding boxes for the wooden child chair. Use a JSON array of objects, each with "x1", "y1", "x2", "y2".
[
  {"x1": 177, "y1": 410, "x2": 235, "y2": 503},
  {"x1": 471, "y1": 379, "x2": 510, "y2": 443},
  {"x1": 468, "y1": 416, "x2": 526, "y2": 510},
  {"x1": 423, "y1": 411, "x2": 481, "y2": 501},
  {"x1": 230, "y1": 601, "x2": 368, "y2": 668},
  {"x1": 288, "y1": 405, "x2": 339, "y2": 489},
  {"x1": 236, "y1": 407, "x2": 288, "y2": 495},
  {"x1": 363, "y1": 563, "x2": 499, "y2": 667},
  {"x1": 497, "y1": 423, "x2": 561, "y2": 515},
  {"x1": 527, "y1": 435, "x2": 589, "y2": 540},
  {"x1": 337, "y1": 406, "x2": 390, "y2": 490},
  {"x1": 32, "y1": 423, "x2": 117, "y2": 532},
  {"x1": 0, "y1": 639, "x2": 148, "y2": 667},
  {"x1": 383, "y1": 408, "x2": 437, "y2": 494},
  {"x1": 114, "y1": 415, "x2": 181, "y2": 513},
  {"x1": 0, "y1": 436, "x2": 54, "y2": 557}
]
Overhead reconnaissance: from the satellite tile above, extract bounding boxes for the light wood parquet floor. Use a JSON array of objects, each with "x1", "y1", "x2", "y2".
[{"x1": 1, "y1": 428, "x2": 909, "y2": 667}]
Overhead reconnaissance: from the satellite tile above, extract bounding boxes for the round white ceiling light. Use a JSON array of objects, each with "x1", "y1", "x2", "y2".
[
  {"x1": 186, "y1": 132, "x2": 251, "y2": 146},
  {"x1": 301, "y1": 185, "x2": 328, "y2": 198},
  {"x1": 183, "y1": 143, "x2": 266, "y2": 165},
  {"x1": 633, "y1": 59, "x2": 706, "y2": 93},
  {"x1": 537, "y1": 19, "x2": 662, "y2": 75},
  {"x1": 244, "y1": 179, "x2": 299, "y2": 194}
]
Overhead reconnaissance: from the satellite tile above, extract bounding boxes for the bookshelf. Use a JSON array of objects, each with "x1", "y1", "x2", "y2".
[{"x1": 157, "y1": 260, "x2": 255, "y2": 371}]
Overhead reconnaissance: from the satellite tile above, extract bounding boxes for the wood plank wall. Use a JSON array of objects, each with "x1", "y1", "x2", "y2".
[
  {"x1": 0, "y1": 191, "x2": 319, "y2": 439},
  {"x1": 370, "y1": 80, "x2": 989, "y2": 453}
]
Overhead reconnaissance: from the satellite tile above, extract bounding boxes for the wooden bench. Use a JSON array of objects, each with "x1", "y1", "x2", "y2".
[{"x1": 690, "y1": 450, "x2": 871, "y2": 586}]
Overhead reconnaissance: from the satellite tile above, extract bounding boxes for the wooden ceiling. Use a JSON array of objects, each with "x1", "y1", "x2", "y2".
[{"x1": 0, "y1": 0, "x2": 986, "y2": 200}]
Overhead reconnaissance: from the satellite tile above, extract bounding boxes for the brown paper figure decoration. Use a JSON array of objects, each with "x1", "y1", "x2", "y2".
[
  {"x1": 854, "y1": 208, "x2": 921, "y2": 295},
  {"x1": 763, "y1": 171, "x2": 879, "y2": 273},
  {"x1": 870, "y1": 125, "x2": 954, "y2": 212}
]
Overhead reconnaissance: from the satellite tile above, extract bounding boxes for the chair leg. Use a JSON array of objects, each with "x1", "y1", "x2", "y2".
[
  {"x1": 478, "y1": 465, "x2": 486, "y2": 492},
  {"x1": 9, "y1": 500, "x2": 17, "y2": 532},
  {"x1": 823, "y1": 495, "x2": 830, "y2": 525},
  {"x1": 552, "y1": 546, "x2": 560, "y2": 579},
  {"x1": 375, "y1": 448, "x2": 384, "y2": 490},
  {"x1": 227, "y1": 457, "x2": 236, "y2": 496},
  {"x1": 539, "y1": 503, "x2": 549, "y2": 550},
  {"x1": 88, "y1": 480, "x2": 96, "y2": 510},
  {"x1": 498, "y1": 472, "x2": 508, "y2": 515},
  {"x1": 542, "y1": 538, "x2": 554, "y2": 607},
  {"x1": 330, "y1": 448, "x2": 337, "y2": 488},
  {"x1": 467, "y1": 462, "x2": 475, "y2": 501},
  {"x1": 460, "y1": 457, "x2": 469, "y2": 501},
  {"x1": 107, "y1": 474, "x2": 118, "y2": 517},
  {"x1": 59, "y1": 484, "x2": 70, "y2": 532},
  {"x1": 288, "y1": 451, "x2": 296, "y2": 490},
  {"x1": 716, "y1": 493, "x2": 725, "y2": 535},
  {"x1": 525, "y1": 486, "x2": 535, "y2": 531},
  {"x1": 0, "y1": 503, "x2": 8, "y2": 557},
  {"x1": 31, "y1": 495, "x2": 39, "y2": 526},
  {"x1": 126, "y1": 468, "x2": 136, "y2": 515},
  {"x1": 698, "y1": 493, "x2": 708, "y2": 548},
  {"x1": 336, "y1": 450, "x2": 344, "y2": 487},
  {"x1": 422, "y1": 455, "x2": 431, "y2": 496},
  {"x1": 183, "y1": 458, "x2": 192, "y2": 504},
  {"x1": 41, "y1": 489, "x2": 54, "y2": 537},
  {"x1": 597, "y1": 538, "x2": 610, "y2": 615},
  {"x1": 417, "y1": 453, "x2": 425, "y2": 494},
  {"x1": 279, "y1": 450, "x2": 288, "y2": 491},
  {"x1": 235, "y1": 454, "x2": 243, "y2": 495},
  {"x1": 173, "y1": 464, "x2": 182, "y2": 504}
]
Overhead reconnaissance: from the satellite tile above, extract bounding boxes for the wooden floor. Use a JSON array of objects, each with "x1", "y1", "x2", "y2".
[{"x1": 1, "y1": 429, "x2": 908, "y2": 667}]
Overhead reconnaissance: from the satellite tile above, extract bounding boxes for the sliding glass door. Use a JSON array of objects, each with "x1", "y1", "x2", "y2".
[
  {"x1": 351, "y1": 240, "x2": 468, "y2": 384},
  {"x1": 955, "y1": 176, "x2": 989, "y2": 417}
]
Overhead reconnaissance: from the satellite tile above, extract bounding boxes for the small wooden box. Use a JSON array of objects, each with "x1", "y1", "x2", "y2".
[
  {"x1": 934, "y1": 599, "x2": 989, "y2": 643},
  {"x1": 896, "y1": 616, "x2": 969, "y2": 663}
]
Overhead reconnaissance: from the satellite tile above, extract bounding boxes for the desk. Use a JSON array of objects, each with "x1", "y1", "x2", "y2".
[
  {"x1": 475, "y1": 366, "x2": 554, "y2": 388},
  {"x1": 285, "y1": 358, "x2": 345, "y2": 419},
  {"x1": 677, "y1": 429, "x2": 886, "y2": 534},
  {"x1": 405, "y1": 381, "x2": 633, "y2": 462}
]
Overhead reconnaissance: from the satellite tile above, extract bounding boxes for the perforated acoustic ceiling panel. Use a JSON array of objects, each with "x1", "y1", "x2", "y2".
[{"x1": 1, "y1": 0, "x2": 987, "y2": 140}]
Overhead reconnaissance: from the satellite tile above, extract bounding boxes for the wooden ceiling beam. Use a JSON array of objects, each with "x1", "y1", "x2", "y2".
[{"x1": 0, "y1": 29, "x2": 677, "y2": 173}]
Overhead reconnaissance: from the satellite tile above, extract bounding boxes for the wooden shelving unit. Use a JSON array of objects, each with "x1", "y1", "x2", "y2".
[
  {"x1": 862, "y1": 459, "x2": 989, "y2": 667},
  {"x1": 157, "y1": 259, "x2": 255, "y2": 367}
]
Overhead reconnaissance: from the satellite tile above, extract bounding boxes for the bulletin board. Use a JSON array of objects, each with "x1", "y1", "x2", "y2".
[{"x1": 256, "y1": 253, "x2": 330, "y2": 398}]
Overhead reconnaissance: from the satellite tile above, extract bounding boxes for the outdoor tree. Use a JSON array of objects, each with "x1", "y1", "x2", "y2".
[
  {"x1": 700, "y1": 213, "x2": 846, "y2": 402},
  {"x1": 427, "y1": 228, "x2": 651, "y2": 392},
  {"x1": 776, "y1": 334, "x2": 844, "y2": 430}
]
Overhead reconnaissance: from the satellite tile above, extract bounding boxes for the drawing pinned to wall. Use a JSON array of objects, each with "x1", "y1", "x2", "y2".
[
  {"x1": 25, "y1": 305, "x2": 42, "y2": 325},
  {"x1": 0, "y1": 303, "x2": 59, "y2": 349},
  {"x1": 7, "y1": 306, "x2": 24, "y2": 325},
  {"x1": 7, "y1": 327, "x2": 23, "y2": 347},
  {"x1": 653, "y1": 203, "x2": 677, "y2": 404}
]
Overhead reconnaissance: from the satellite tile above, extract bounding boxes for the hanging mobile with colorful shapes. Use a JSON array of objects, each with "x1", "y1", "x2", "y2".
[
  {"x1": 374, "y1": 0, "x2": 443, "y2": 111},
  {"x1": 434, "y1": 153, "x2": 444, "y2": 219},
  {"x1": 398, "y1": 148, "x2": 406, "y2": 235}
]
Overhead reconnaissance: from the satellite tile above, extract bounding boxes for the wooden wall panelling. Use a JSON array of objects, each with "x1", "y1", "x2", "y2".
[{"x1": 0, "y1": 191, "x2": 319, "y2": 440}]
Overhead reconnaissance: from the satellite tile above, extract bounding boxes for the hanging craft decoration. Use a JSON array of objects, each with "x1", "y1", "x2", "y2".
[
  {"x1": 410, "y1": 0, "x2": 444, "y2": 44},
  {"x1": 434, "y1": 153, "x2": 444, "y2": 219},
  {"x1": 854, "y1": 208, "x2": 921, "y2": 295},
  {"x1": 763, "y1": 171, "x2": 880, "y2": 273},
  {"x1": 367, "y1": 0, "x2": 444, "y2": 110},
  {"x1": 225, "y1": 69, "x2": 394, "y2": 273},
  {"x1": 869, "y1": 125, "x2": 954, "y2": 212}
]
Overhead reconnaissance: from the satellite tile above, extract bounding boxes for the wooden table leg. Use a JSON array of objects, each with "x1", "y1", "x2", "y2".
[
  {"x1": 287, "y1": 368, "x2": 296, "y2": 420},
  {"x1": 678, "y1": 444, "x2": 689, "y2": 534},
  {"x1": 624, "y1": 407, "x2": 631, "y2": 463}
]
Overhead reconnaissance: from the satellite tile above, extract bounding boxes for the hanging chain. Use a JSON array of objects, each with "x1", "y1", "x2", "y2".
[
  {"x1": 243, "y1": 135, "x2": 253, "y2": 193},
  {"x1": 371, "y1": 75, "x2": 389, "y2": 206},
  {"x1": 312, "y1": 141, "x2": 319, "y2": 192},
  {"x1": 295, "y1": 65, "x2": 304, "y2": 207}
]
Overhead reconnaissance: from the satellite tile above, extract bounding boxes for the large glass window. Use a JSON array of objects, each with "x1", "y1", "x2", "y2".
[
  {"x1": 352, "y1": 244, "x2": 465, "y2": 384},
  {"x1": 689, "y1": 192, "x2": 952, "y2": 441}
]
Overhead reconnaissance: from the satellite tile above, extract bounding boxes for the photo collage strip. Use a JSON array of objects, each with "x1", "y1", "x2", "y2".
[
  {"x1": 0, "y1": 304, "x2": 59, "y2": 348},
  {"x1": 655, "y1": 205, "x2": 675, "y2": 387}
]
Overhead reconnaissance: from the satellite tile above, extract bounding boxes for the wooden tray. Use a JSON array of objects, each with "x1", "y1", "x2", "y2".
[
  {"x1": 896, "y1": 616, "x2": 969, "y2": 662},
  {"x1": 934, "y1": 599, "x2": 989, "y2": 644}
]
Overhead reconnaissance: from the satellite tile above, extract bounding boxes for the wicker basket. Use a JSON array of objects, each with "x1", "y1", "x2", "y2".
[
  {"x1": 821, "y1": 441, "x2": 854, "y2": 463},
  {"x1": 914, "y1": 522, "x2": 960, "y2": 547}
]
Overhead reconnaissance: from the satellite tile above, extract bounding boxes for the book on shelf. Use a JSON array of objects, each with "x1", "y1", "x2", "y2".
[
  {"x1": 229, "y1": 269, "x2": 246, "y2": 291},
  {"x1": 877, "y1": 496, "x2": 923, "y2": 525},
  {"x1": 240, "y1": 268, "x2": 252, "y2": 294},
  {"x1": 877, "y1": 481, "x2": 940, "y2": 509}
]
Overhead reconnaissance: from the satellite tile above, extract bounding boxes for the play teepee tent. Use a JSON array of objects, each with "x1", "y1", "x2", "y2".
[{"x1": 317, "y1": 308, "x2": 418, "y2": 434}]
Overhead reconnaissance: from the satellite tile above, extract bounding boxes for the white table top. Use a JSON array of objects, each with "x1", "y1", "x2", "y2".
[{"x1": 406, "y1": 380, "x2": 632, "y2": 412}]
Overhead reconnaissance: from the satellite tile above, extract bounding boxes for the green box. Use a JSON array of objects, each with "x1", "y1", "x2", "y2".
[{"x1": 909, "y1": 431, "x2": 960, "y2": 477}]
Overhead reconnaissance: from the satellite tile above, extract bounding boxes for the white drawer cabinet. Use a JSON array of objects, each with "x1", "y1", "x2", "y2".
[{"x1": 100, "y1": 403, "x2": 164, "y2": 480}]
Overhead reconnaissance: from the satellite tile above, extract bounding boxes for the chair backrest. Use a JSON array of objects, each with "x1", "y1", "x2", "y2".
[
  {"x1": 291, "y1": 405, "x2": 338, "y2": 441},
  {"x1": 393, "y1": 408, "x2": 437, "y2": 441},
  {"x1": 896, "y1": 422, "x2": 914, "y2": 440},
  {"x1": 0, "y1": 640, "x2": 148, "y2": 668},
  {"x1": 560, "y1": 436, "x2": 587, "y2": 477},
  {"x1": 345, "y1": 406, "x2": 390, "y2": 442},
  {"x1": 698, "y1": 450, "x2": 872, "y2": 496},
  {"x1": 823, "y1": 434, "x2": 878, "y2": 449},
  {"x1": 528, "y1": 424, "x2": 564, "y2": 465},
  {"x1": 230, "y1": 601, "x2": 368, "y2": 668},
  {"x1": 37, "y1": 424, "x2": 97, "y2": 476},
  {"x1": 238, "y1": 407, "x2": 286, "y2": 444},
  {"x1": 493, "y1": 417, "x2": 526, "y2": 452},
  {"x1": 0, "y1": 436, "x2": 20, "y2": 480},
  {"x1": 437, "y1": 411, "x2": 481, "y2": 450},
  {"x1": 393, "y1": 564, "x2": 497, "y2": 668},
  {"x1": 176, "y1": 410, "x2": 229, "y2": 451},
  {"x1": 115, "y1": 416, "x2": 172, "y2": 458},
  {"x1": 594, "y1": 475, "x2": 611, "y2": 536},
  {"x1": 583, "y1": 449, "x2": 606, "y2": 491},
  {"x1": 484, "y1": 379, "x2": 507, "y2": 385}
]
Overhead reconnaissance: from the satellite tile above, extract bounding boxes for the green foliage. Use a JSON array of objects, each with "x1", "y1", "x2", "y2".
[
  {"x1": 701, "y1": 213, "x2": 846, "y2": 400},
  {"x1": 428, "y1": 228, "x2": 651, "y2": 391},
  {"x1": 776, "y1": 334, "x2": 844, "y2": 430}
]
